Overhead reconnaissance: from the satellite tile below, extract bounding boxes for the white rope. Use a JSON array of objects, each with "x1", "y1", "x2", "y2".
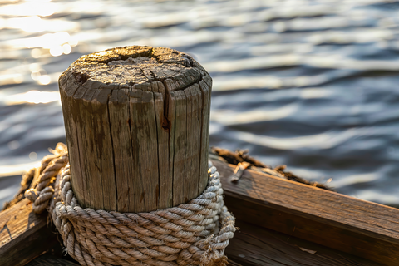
[{"x1": 25, "y1": 143, "x2": 235, "y2": 266}]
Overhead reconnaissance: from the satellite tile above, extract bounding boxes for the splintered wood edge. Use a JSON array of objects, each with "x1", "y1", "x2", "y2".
[
  {"x1": 212, "y1": 159, "x2": 399, "y2": 266},
  {"x1": 0, "y1": 199, "x2": 57, "y2": 266}
]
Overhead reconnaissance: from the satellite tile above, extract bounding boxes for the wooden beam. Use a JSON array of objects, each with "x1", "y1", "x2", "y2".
[
  {"x1": 227, "y1": 260, "x2": 242, "y2": 266},
  {"x1": 27, "y1": 255, "x2": 242, "y2": 266},
  {"x1": 3, "y1": 156, "x2": 393, "y2": 266},
  {"x1": 0, "y1": 199, "x2": 58, "y2": 266},
  {"x1": 26, "y1": 218, "x2": 383, "y2": 266},
  {"x1": 226, "y1": 219, "x2": 382, "y2": 265},
  {"x1": 26, "y1": 254, "x2": 78, "y2": 266},
  {"x1": 212, "y1": 159, "x2": 399, "y2": 266}
]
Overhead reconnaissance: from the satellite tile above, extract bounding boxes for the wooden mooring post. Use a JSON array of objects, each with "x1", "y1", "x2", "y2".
[
  {"x1": 8, "y1": 45, "x2": 399, "y2": 266},
  {"x1": 58, "y1": 46, "x2": 211, "y2": 212}
]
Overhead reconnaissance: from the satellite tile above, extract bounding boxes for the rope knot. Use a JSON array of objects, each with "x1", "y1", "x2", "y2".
[
  {"x1": 24, "y1": 188, "x2": 38, "y2": 202},
  {"x1": 24, "y1": 142, "x2": 68, "y2": 214}
]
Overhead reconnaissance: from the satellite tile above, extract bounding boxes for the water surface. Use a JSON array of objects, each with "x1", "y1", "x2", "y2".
[{"x1": 2, "y1": 0, "x2": 399, "y2": 207}]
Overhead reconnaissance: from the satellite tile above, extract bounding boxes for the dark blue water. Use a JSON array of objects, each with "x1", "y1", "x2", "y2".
[{"x1": 2, "y1": 0, "x2": 399, "y2": 207}]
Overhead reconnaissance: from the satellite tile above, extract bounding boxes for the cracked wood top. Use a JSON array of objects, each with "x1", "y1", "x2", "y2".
[{"x1": 59, "y1": 46, "x2": 208, "y2": 92}]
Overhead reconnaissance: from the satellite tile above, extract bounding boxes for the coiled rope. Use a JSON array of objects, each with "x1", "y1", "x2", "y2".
[{"x1": 24, "y1": 143, "x2": 235, "y2": 266}]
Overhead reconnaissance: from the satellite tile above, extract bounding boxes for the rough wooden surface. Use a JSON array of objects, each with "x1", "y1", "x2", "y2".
[
  {"x1": 26, "y1": 254, "x2": 78, "y2": 266},
  {"x1": 226, "y1": 220, "x2": 383, "y2": 266},
  {"x1": 3, "y1": 154, "x2": 393, "y2": 266},
  {"x1": 212, "y1": 159, "x2": 399, "y2": 266},
  {"x1": 0, "y1": 199, "x2": 57, "y2": 266},
  {"x1": 25, "y1": 212, "x2": 382, "y2": 266},
  {"x1": 59, "y1": 46, "x2": 212, "y2": 212},
  {"x1": 27, "y1": 255, "x2": 241, "y2": 266}
]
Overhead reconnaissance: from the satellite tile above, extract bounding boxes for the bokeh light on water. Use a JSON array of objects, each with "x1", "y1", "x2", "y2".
[{"x1": 2, "y1": 0, "x2": 399, "y2": 207}]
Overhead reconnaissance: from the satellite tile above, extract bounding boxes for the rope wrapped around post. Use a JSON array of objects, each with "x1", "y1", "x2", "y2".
[{"x1": 25, "y1": 144, "x2": 235, "y2": 266}]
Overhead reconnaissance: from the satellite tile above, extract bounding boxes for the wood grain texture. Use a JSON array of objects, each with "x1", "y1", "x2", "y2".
[
  {"x1": 227, "y1": 260, "x2": 243, "y2": 266},
  {"x1": 79, "y1": 85, "x2": 99, "y2": 209},
  {"x1": 198, "y1": 77, "x2": 211, "y2": 194},
  {"x1": 3, "y1": 154, "x2": 390, "y2": 266},
  {"x1": 130, "y1": 89, "x2": 159, "y2": 213},
  {"x1": 26, "y1": 254, "x2": 78, "y2": 266},
  {"x1": 59, "y1": 46, "x2": 211, "y2": 212},
  {"x1": 153, "y1": 81, "x2": 173, "y2": 209},
  {"x1": 59, "y1": 75, "x2": 85, "y2": 206},
  {"x1": 109, "y1": 88, "x2": 132, "y2": 212},
  {"x1": 172, "y1": 90, "x2": 187, "y2": 205},
  {"x1": 24, "y1": 215, "x2": 381, "y2": 266},
  {"x1": 226, "y1": 220, "x2": 383, "y2": 266},
  {"x1": 29, "y1": 256, "x2": 241, "y2": 266},
  {"x1": 212, "y1": 159, "x2": 399, "y2": 266},
  {"x1": 0, "y1": 199, "x2": 58, "y2": 266}
]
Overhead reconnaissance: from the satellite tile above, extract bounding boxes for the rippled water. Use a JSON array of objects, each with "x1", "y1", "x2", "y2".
[{"x1": 2, "y1": 0, "x2": 399, "y2": 207}]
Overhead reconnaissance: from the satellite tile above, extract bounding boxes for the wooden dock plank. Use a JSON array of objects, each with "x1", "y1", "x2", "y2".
[
  {"x1": 26, "y1": 255, "x2": 242, "y2": 266},
  {"x1": 212, "y1": 159, "x2": 399, "y2": 266},
  {"x1": 2, "y1": 156, "x2": 398, "y2": 266},
  {"x1": 0, "y1": 199, "x2": 58, "y2": 266},
  {"x1": 226, "y1": 220, "x2": 383, "y2": 266},
  {"x1": 26, "y1": 254, "x2": 78, "y2": 266},
  {"x1": 27, "y1": 218, "x2": 381, "y2": 266}
]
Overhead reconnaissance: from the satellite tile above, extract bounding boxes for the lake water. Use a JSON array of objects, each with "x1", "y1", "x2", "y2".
[{"x1": 2, "y1": 0, "x2": 399, "y2": 207}]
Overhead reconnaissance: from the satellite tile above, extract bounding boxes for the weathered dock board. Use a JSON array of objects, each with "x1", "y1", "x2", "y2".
[
  {"x1": 26, "y1": 254, "x2": 77, "y2": 266},
  {"x1": 24, "y1": 218, "x2": 383, "y2": 266},
  {"x1": 22, "y1": 220, "x2": 384, "y2": 266},
  {"x1": 213, "y1": 159, "x2": 399, "y2": 266},
  {"x1": 2, "y1": 156, "x2": 396, "y2": 265},
  {"x1": 0, "y1": 199, "x2": 58, "y2": 266},
  {"x1": 226, "y1": 220, "x2": 383, "y2": 265},
  {"x1": 19, "y1": 204, "x2": 385, "y2": 266},
  {"x1": 26, "y1": 255, "x2": 242, "y2": 266}
]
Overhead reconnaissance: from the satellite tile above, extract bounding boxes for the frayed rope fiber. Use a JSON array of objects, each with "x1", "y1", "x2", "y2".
[{"x1": 24, "y1": 143, "x2": 236, "y2": 266}]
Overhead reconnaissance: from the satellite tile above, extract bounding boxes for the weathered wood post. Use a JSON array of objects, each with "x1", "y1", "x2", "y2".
[{"x1": 58, "y1": 46, "x2": 211, "y2": 212}]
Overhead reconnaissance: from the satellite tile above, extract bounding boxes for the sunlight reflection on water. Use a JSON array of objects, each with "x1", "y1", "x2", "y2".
[
  {"x1": 0, "y1": 1, "x2": 54, "y2": 18},
  {"x1": 4, "y1": 91, "x2": 61, "y2": 105},
  {"x1": 2, "y1": 0, "x2": 399, "y2": 207}
]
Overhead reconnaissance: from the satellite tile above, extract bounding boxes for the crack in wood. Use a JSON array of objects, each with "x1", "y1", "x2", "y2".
[{"x1": 0, "y1": 224, "x2": 12, "y2": 240}]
